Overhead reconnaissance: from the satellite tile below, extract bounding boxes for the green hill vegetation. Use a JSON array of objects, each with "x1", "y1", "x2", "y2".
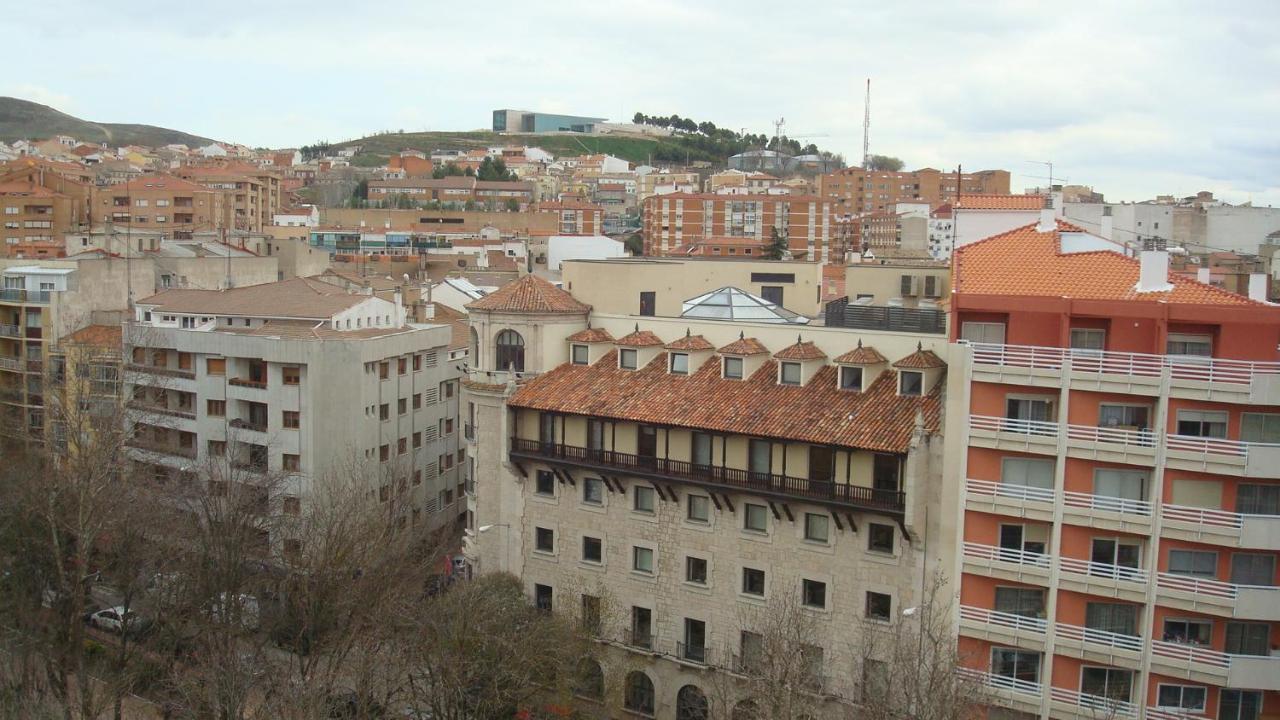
[{"x1": 0, "y1": 96, "x2": 215, "y2": 148}]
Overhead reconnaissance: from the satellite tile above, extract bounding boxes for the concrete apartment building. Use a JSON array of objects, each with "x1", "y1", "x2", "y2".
[
  {"x1": 641, "y1": 193, "x2": 835, "y2": 263},
  {"x1": 462, "y1": 272, "x2": 951, "y2": 718},
  {"x1": 174, "y1": 163, "x2": 283, "y2": 232},
  {"x1": 93, "y1": 175, "x2": 230, "y2": 238},
  {"x1": 124, "y1": 277, "x2": 466, "y2": 536},
  {"x1": 945, "y1": 208, "x2": 1280, "y2": 720},
  {"x1": 536, "y1": 199, "x2": 604, "y2": 236},
  {"x1": 818, "y1": 167, "x2": 1011, "y2": 215},
  {"x1": 638, "y1": 172, "x2": 700, "y2": 201},
  {"x1": 367, "y1": 177, "x2": 538, "y2": 210}
]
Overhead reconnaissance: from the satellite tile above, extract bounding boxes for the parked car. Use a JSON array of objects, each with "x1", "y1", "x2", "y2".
[{"x1": 87, "y1": 606, "x2": 151, "y2": 636}]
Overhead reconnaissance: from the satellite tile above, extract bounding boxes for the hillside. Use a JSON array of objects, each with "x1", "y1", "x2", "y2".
[
  {"x1": 335, "y1": 130, "x2": 677, "y2": 167},
  {"x1": 0, "y1": 97, "x2": 215, "y2": 148}
]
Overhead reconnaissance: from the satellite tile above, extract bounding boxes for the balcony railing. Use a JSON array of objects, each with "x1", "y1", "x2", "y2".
[
  {"x1": 1161, "y1": 503, "x2": 1246, "y2": 529},
  {"x1": 1059, "y1": 556, "x2": 1148, "y2": 584},
  {"x1": 1150, "y1": 639, "x2": 1231, "y2": 669},
  {"x1": 126, "y1": 437, "x2": 197, "y2": 460},
  {"x1": 1165, "y1": 434, "x2": 1251, "y2": 458},
  {"x1": 1066, "y1": 423, "x2": 1155, "y2": 449},
  {"x1": 126, "y1": 401, "x2": 196, "y2": 421},
  {"x1": 126, "y1": 363, "x2": 195, "y2": 380},
  {"x1": 1062, "y1": 489, "x2": 1152, "y2": 516},
  {"x1": 955, "y1": 667, "x2": 1042, "y2": 697},
  {"x1": 622, "y1": 629, "x2": 655, "y2": 651},
  {"x1": 0, "y1": 289, "x2": 50, "y2": 303},
  {"x1": 511, "y1": 438, "x2": 906, "y2": 513},
  {"x1": 959, "y1": 605, "x2": 1048, "y2": 634},
  {"x1": 229, "y1": 418, "x2": 268, "y2": 433},
  {"x1": 1146, "y1": 707, "x2": 1210, "y2": 720},
  {"x1": 967, "y1": 341, "x2": 1280, "y2": 386},
  {"x1": 1155, "y1": 572, "x2": 1279, "y2": 601},
  {"x1": 0, "y1": 357, "x2": 21, "y2": 372},
  {"x1": 0, "y1": 324, "x2": 18, "y2": 337},
  {"x1": 228, "y1": 377, "x2": 267, "y2": 390},
  {"x1": 970, "y1": 414, "x2": 1060, "y2": 437},
  {"x1": 962, "y1": 542, "x2": 1051, "y2": 569},
  {"x1": 965, "y1": 478, "x2": 1055, "y2": 503},
  {"x1": 1050, "y1": 686, "x2": 1135, "y2": 718},
  {"x1": 1055, "y1": 621, "x2": 1143, "y2": 653},
  {"x1": 676, "y1": 642, "x2": 710, "y2": 665}
]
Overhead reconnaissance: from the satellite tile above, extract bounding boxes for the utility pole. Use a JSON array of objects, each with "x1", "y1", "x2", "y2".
[{"x1": 862, "y1": 78, "x2": 871, "y2": 170}]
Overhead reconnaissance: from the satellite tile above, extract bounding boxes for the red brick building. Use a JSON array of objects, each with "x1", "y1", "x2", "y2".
[{"x1": 641, "y1": 192, "x2": 835, "y2": 262}]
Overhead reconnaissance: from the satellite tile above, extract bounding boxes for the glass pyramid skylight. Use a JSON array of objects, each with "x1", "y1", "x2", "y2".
[{"x1": 680, "y1": 286, "x2": 808, "y2": 324}]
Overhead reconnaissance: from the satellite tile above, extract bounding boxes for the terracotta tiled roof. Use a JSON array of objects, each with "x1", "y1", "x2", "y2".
[
  {"x1": 120, "y1": 174, "x2": 210, "y2": 194},
  {"x1": 509, "y1": 351, "x2": 941, "y2": 453},
  {"x1": 835, "y1": 342, "x2": 888, "y2": 365},
  {"x1": 893, "y1": 347, "x2": 946, "y2": 369},
  {"x1": 0, "y1": 181, "x2": 59, "y2": 197},
  {"x1": 61, "y1": 324, "x2": 122, "y2": 349},
  {"x1": 954, "y1": 221, "x2": 1262, "y2": 306},
  {"x1": 466, "y1": 274, "x2": 590, "y2": 314},
  {"x1": 718, "y1": 336, "x2": 770, "y2": 356},
  {"x1": 955, "y1": 194, "x2": 1045, "y2": 210},
  {"x1": 774, "y1": 340, "x2": 826, "y2": 360},
  {"x1": 138, "y1": 277, "x2": 368, "y2": 319},
  {"x1": 566, "y1": 327, "x2": 615, "y2": 343},
  {"x1": 665, "y1": 333, "x2": 715, "y2": 351},
  {"x1": 615, "y1": 329, "x2": 665, "y2": 347}
]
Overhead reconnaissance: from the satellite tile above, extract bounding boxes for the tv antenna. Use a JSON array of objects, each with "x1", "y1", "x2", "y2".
[{"x1": 862, "y1": 78, "x2": 871, "y2": 169}]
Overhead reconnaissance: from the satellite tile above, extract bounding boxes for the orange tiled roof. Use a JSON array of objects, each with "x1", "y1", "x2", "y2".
[
  {"x1": 0, "y1": 181, "x2": 59, "y2": 197},
  {"x1": 955, "y1": 193, "x2": 1045, "y2": 210},
  {"x1": 774, "y1": 340, "x2": 826, "y2": 360},
  {"x1": 566, "y1": 327, "x2": 615, "y2": 343},
  {"x1": 60, "y1": 324, "x2": 123, "y2": 349},
  {"x1": 718, "y1": 336, "x2": 770, "y2": 356},
  {"x1": 509, "y1": 350, "x2": 941, "y2": 453},
  {"x1": 615, "y1": 329, "x2": 665, "y2": 347},
  {"x1": 835, "y1": 342, "x2": 888, "y2": 365},
  {"x1": 893, "y1": 346, "x2": 946, "y2": 369},
  {"x1": 954, "y1": 221, "x2": 1262, "y2": 306},
  {"x1": 466, "y1": 274, "x2": 590, "y2": 314},
  {"x1": 665, "y1": 333, "x2": 715, "y2": 351}
]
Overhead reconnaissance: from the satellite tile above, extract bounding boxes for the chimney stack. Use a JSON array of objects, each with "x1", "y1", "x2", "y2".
[
  {"x1": 1197, "y1": 266, "x2": 1211, "y2": 284},
  {"x1": 1248, "y1": 273, "x2": 1269, "y2": 303},
  {"x1": 1036, "y1": 195, "x2": 1056, "y2": 233},
  {"x1": 1100, "y1": 205, "x2": 1113, "y2": 240},
  {"x1": 1136, "y1": 249, "x2": 1173, "y2": 293}
]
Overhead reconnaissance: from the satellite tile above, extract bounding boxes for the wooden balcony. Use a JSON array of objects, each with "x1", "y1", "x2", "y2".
[{"x1": 510, "y1": 438, "x2": 904, "y2": 516}]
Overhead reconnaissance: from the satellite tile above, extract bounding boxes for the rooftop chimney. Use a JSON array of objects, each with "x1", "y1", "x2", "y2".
[
  {"x1": 1136, "y1": 249, "x2": 1173, "y2": 293},
  {"x1": 1100, "y1": 205, "x2": 1113, "y2": 240},
  {"x1": 1249, "y1": 273, "x2": 1269, "y2": 303},
  {"x1": 1036, "y1": 195, "x2": 1056, "y2": 233}
]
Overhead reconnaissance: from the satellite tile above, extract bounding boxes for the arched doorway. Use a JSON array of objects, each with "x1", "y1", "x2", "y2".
[
  {"x1": 494, "y1": 329, "x2": 525, "y2": 372},
  {"x1": 624, "y1": 671, "x2": 655, "y2": 716},
  {"x1": 676, "y1": 684, "x2": 708, "y2": 720}
]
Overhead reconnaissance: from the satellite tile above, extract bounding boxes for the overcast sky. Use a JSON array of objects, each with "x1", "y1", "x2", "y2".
[{"x1": 6, "y1": 0, "x2": 1278, "y2": 205}]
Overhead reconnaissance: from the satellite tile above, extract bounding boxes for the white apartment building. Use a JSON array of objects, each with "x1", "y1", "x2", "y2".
[{"x1": 124, "y1": 277, "x2": 466, "y2": 536}]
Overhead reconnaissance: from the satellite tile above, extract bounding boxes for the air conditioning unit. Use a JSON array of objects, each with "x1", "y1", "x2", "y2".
[{"x1": 900, "y1": 274, "x2": 919, "y2": 296}]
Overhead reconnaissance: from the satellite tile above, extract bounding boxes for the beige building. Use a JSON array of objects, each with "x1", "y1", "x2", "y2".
[
  {"x1": 562, "y1": 257, "x2": 825, "y2": 318},
  {"x1": 93, "y1": 174, "x2": 229, "y2": 237},
  {"x1": 462, "y1": 271, "x2": 952, "y2": 718}
]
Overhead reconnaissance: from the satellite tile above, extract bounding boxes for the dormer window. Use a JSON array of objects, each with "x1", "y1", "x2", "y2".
[
  {"x1": 779, "y1": 362, "x2": 801, "y2": 386},
  {"x1": 839, "y1": 366, "x2": 863, "y2": 391},
  {"x1": 571, "y1": 344, "x2": 589, "y2": 365},
  {"x1": 899, "y1": 371, "x2": 923, "y2": 396},
  {"x1": 723, "y1": 356, "x2": 743, "y2": 380},
  {"x1": 619, "y1": 348, "x2": 638, "y2": 370},
  {"x1": 670, "y1": 352, "x2": 689, "y2": 375}
]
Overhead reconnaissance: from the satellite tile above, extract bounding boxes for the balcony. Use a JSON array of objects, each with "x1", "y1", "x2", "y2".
[
  {"x1": 126, "y1": 363, "x2": 195, "y2": 381},
  {"x1": 1161, "y1": 504, "x2": 1280, "y2": 549},
  {"x1": 1057, "y1": 556, "x2": 1149, "y2": 602},
  {"x1": 1049, "y1": 686, "x2": 1135, "y2": 719},
  {"x1": 675, "y1": 642, "x2": 711, "y2": 666},
  {"x1": 0, "y1": 324, "x2": 18, "y2": 338},
  {"x1": 968, "y1": 414, "x2": 1059, "y2": 455},
  {"x1": 963, "y1": 478, "x2": 1055, "y2": 521},
  {"x1": 510, "y1": 438, "x2": 905, "y2": 515},
  {"x1": 955, "y1": 668, "x2": 1042, "y2": 715},
  {"x1": 1053, "y1": 622, "x2": 1143, "y2": 665},
  {"x1": 126, "y1": 437, "x2": 197, "y2": 460},
  {"x1": 1164, "y1": 434, "x2": 1280, "y2": 479},
  {"x1": 961, "y1": 542, "x2": 1051, "y2": 582},
  {"x1": 126, "y1": 401, "x2": 196, "y2": 421},
  {"x1": 1065, "y1": 423, "x2": 1157, "y2": 465},
  {"x1": 228, "y1": 377, "x2": 267, "y2": 390},
  {"x1": 229, "y1": 418, "x2": 268, "y2": 434},
  {"x1": 1156, "y1": 572, "x2": 1280, "y2": 620},
  {"x1": 966, "y1": 341, "x2": 1280, "y2": 404},
  {"x1": 958, "y1": 605, "x2": 1047, "y2": 647},
  {"x1": 1150, "y1": 640, "x2": 1280, "y2": 692},
  {"x1": 0, "y1": 289, "x2": 50, "y2": 304},
  {"x1": 1061, "y1": 489, "x2": 1153, "y2": 533},
  {"x1": 0, "y1": 357, "x2": 20, "y2": 372}
]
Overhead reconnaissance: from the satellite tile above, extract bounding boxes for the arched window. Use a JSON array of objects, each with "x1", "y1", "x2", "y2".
[
  {"x1": 573, "y1": 658, "x2": 604, "y2": 700},
  {"x1": 495, "y1": 329, "x2": 525, "y2": 372},
  {"x1": 624, "y1": 671, "x2": 655, "y2": 716},
  {"x1": 731, "y1": 699, "x2": 759, "y2": 720},
  {"x1": 468, "y1": 327, "x2": 479, "y2": 365},
  {"x1": 676, "y1": 685, "x2": 708, "y2": 720}
]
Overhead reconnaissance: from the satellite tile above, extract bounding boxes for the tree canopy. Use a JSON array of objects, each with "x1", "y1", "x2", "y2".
[{"x1": 866, "y1": 154, "x2": 905, "y2": 171}]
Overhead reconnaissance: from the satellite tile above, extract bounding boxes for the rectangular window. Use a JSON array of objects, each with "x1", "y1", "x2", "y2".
[
  {"x1": 748, "y1": 439, "x2": 771, "y2": 477},
  {"x1": 1098, "y1": 404, "x2": 1150, "y2": 429},
  {"x1": 619, "y1": 348, "x2": 637, "y2": 370},
  {"x1": 683, "y1": 618, "x2": 707, "y2": 662},
  {"x1": 669, "y1": 352, "x2": 689, "y2": 375},
  {"x1": 1167, "y1": 333, "x2": 1212, "y2": 357},
  {"x1": 283, "y1": 454, "x2": 300, "y2": 472},
  {"x1": 686, "y1": 556, "x2": 707, "y2": 584},
  {"x1": 1093, "y1": 468, "x2": 1147, "y2": 501},
  {"x1": 839, "y1": 365, "x2": 863, "y2": 391},
  {"x1": 571, "y1": 344, "x2": 589, "y2": 365},
  {"x1": 803, "y1": 579, "x2": 827, "y2": 609},
  {"x1": 991, "y1": 647, "x2": 1040, "y2": 684},
  {"x1": 413, "y1": 393, "x2": 422, "y2": 409},
  {"x1": 1070, "y1": 328, "x2": 1106, "y2": 352},
  {"x1": 1220, "y1": 689, "x2": 1263, "y2": 720},
  {"x1": 582, "y1": 477, "x2": 603, "y2": 505},
  {"x1": 398, "y1": 357, "x2": 407, "y2": 375},
  {"x1": 865, "y1": 591, "x2": 890, "y2": 619},
  {"x1": 760, "y1": 285, "x2": 784, "y2": 306},
  {"x1": 723, "y1": 356, "x2": 743, "y2": 379},
  {"x1": 868, "y1": 523, "x2": 895, "y2": 553},
  {"x1": 582, "y1": 536, "x2": 602, "y2": 563},
  {"x1": 206, "y1": 357, "x2": 225, "y2": 375},
  {"x1": 1169, "y1": 549, "x2": 1217, "y2": 578},
  {"x1": 581, "y1": 594, "x2": 600, "y2": 635},
  {"x1": 961, "y1": 321, "x2": 1006, "y2": 345},
  {"x1": 534, "y1": 470, "x2": 555, "y2": 496},
  {"x1": 206, "y1": 399, "x2": 225, "y2": 417},
  {"x1": 899, "y1": 370, "x2": 923, "y2": 396},
  {"x1": 691, "y1": 432, "x2": 712, "y2": 467},
  {"x1": 1237, "y1": 484, "x2": 1280, "y2": 515},
  {"x1": 413, "y1": 354, "x2": 421, "y2": 372},
  {"x1": 1086, "y1": 602, "x2": 1138, "y2": 636},
  {"x1": 639, "y1": 291, "x2": 656, "y2": 316},
  {"x1": 1176, "y1": 409, "x2": 1229, "y2": 438},
  {"x1": 1230, "y1": 553, "x2": 1275, "y2": 586},
  {"x1": 780, "y1": 361, "x2": 801, "y2": 385},
  {"x1": 398, "y1": 398, "x2": 407, "y2": 415},
  {"x1": 631, "y1": 607, "x2": 653, "y2": 648},
  {"x1": 633, "y1": 485, "x2": 656, "y2": 513},
  {"x1": 1241, "y1": 413, "x2": 1280, "y2": 444},
  {"x1": 1081, "y1": 666, "x2": 1133, "y2": 703},
  {"x1": 1000, "y1": 457, "x2": 1054, "y2": 489},
  {"x1": 994, "y1": 587, "x2": 1045, "y2": 618},
  {"x1": 282, "y1": 366, "x2": 300, "y2": 385},
  {"x1": 534, "y1": 584, "x2": 552, "y2": 611},
  {"x1": 378, "y1": 361, "x2": 389, "y2": 379},
  {"x1": 743, "y1": 503, "x2": 767, "y2": 532},
  {"x1": 687, "y1": 494, "x2": 710, "y2": 522},
  {"x1": 632, "y1": 546, "x2": 654, "y2": 574},
  {"x1": 534, "y1": 527, "x2": 554, "y2": 553},
  {"x1": 282, "y1": 410, "x2": 300, "y2": 429},
  {"x1": 1155, "y1": 684, "x2": 1207, "y2": 712},
  {"x1": 208, "y1": 440, "x2": 225, "y2": 457},
  {"x1": 1162, "y1": 618, "x2": 1212, "y2": 645},
  {"x1": 413, "y1": 432, "x2": 421, "y2": 448},
  {"x1": 742, "y1": 567, "x2": 765, "y2": 596},
  {"x1": 804, "y1": 513, "x2": 829, "y2": 543}
]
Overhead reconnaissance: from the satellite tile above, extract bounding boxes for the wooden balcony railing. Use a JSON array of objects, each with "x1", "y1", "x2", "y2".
[{"x1": 510, "y1": 438, "x2": 905, "y2": 513}]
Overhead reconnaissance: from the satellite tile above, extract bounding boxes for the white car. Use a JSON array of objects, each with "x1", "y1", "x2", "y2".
[{"x1": 87, "y1": 606, "x2": 144, "y2": 635}]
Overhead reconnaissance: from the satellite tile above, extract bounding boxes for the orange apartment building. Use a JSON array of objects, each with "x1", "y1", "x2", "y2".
[
  {"x1": 819, "y1": 167, "x2": 1011, "y2": 215},
  {"x1": 0, "y1": 159, "x2": 96, "y2": 257},
  {"x1": 94, "y1": 174, "x2": 229, "y2": 239},
  {"x1": 174, "y1": 162, "x2": 282, "y2": 232},
  {"x1": 945, "y1": 210, "x2": 1280, "y2": 720},
  {"x1": 534, "y1": 199, "x2": 604, "y2": 235},
  {"x1": 641, "y1": 192, "x2": 835, "y2": 262}
]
